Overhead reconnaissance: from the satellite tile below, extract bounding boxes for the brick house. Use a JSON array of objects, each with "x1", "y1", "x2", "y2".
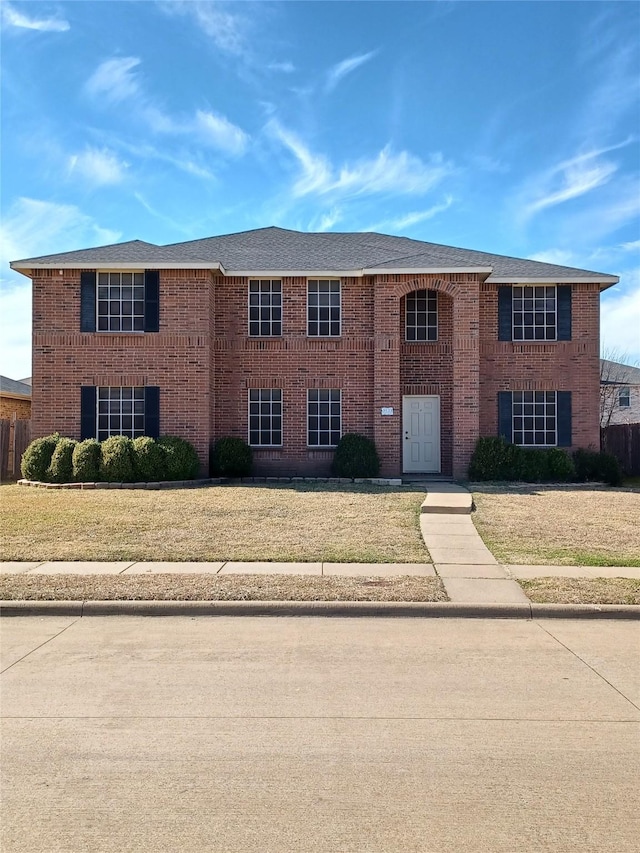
[
  {"x1": 11, "y1": 227, "x2": 618, "y2": 478},
  {"x1": 0, "y1": 376, "x2": 32, "y2": 421}
]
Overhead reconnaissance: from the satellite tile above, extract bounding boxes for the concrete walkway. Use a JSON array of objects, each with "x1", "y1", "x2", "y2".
[{"x1": 2, "y1": 484, "x2": 638, "y2": 607}]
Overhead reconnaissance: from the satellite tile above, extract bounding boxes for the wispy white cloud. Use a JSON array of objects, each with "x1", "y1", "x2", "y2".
[
  {"x1": 0, "y1": 198, "x2": 121, "y2": 375},
  {"x1": 371, "y1": 198, "x2": 454, "y2": 231},
  {"x1": 159, "y1": 0, "x2": 249, "y2": 58},
  {"x1": 268, "y1": 61, "x2": 295, "y2": 73},
  {"x1": 1, "y1": 1, "x2": 69, "y2": 32},
  {"x1": 85, "y1": 57, "x2": 141, "y2": 103},
  {"x1": 195, "y1": 110, "x2": 249, "y2": 156},
  {"x1": 267, "y1": 120, "x2": 453, "y2": 199},
  {"x1": 528, "y1": 249, "x2": 576, "y2": 266},
  {"x1": 621, "y1": 240, "x2": 640, "y2": 252},
  {"x1": 68, "y1": 147, "x2": 128, "y2": 186},
  {"x1": 601, "y1": 272, "x2": 640, "y2": 362},
  {"x1": 310, "y1": 208, "x2": 343, "y2": 232},
  {"x1": 325, "y1": 51, "x2": 377, "y2": 92}
]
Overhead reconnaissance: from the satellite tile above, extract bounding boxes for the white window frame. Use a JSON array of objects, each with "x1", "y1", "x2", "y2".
[
  {"x1": 97, "y1": 271, "x2": 145, "y2": 333},
  {"x1": 307, "y1": 389, "x2": 342, "y2": 448},
  {"x1": 512, "y1": 285, "x2": 557, "y2": 342},
  {"x1": 618, "y1": 387, "x2": 631, "y2": 408},
  {"x1": 512, "y1": 390, "x2": 557, "y2": 447},
  {"x1": 248, "y1": 389, "x2": 283, "y2": 447},
  {"x1": 248, "y1": 279, "x2": 282, "y2": 337},
  {"x1": 405, "y1": 289, "x2": 438, "y2": 342},
  {"x1": 307, "y1": 279, "x2": 341, "y2": 337},
  {"x1": 97, "y1": 386, "x2": 145, "y2": 441}
]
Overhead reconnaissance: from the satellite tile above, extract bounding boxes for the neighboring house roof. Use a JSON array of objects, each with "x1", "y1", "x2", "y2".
[
  {"x1": 10, "y1": 226, "x2": 619, "y2": 286},
  {"x1": 600, "y1": 359, "x2": 640, "y2": 386},
  {"x1": 0, "y1": 376, "x2": 32, "y2": 398},
  {"x1": 18, "y1": 377, "x2": 32, "y2": 386}
]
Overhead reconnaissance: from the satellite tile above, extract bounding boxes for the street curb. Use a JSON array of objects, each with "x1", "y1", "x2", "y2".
[{"x1": 1, "y1": 600, "x2": 638, "y2": 619}]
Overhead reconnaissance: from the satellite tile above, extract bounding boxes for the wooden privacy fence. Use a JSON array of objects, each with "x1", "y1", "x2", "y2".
[
  {"x1": 601, "y1": 423, "x2": 640, "y2": 476},
  {"x1": 0, "y1": 418, "x2": 31, "y2": 481}
]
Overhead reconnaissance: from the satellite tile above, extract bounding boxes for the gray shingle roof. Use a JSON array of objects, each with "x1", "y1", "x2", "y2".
[
  {"x1": 600, "y1": 359, "x2": 640, "y2": 385},
  {"x1": 10, "y1": 226, "x2": 618, "y2": 283},
  {"x1": 0, "y1": 376, "x2": 32, "y2": 397}
]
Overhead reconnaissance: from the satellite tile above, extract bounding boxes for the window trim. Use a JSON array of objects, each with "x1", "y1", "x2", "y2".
[
  {"x1": 405, "y1": 289, "x2": 438, "y2": 342},
  {"x1": 247, "y1": 388, "x2": 283, "y2": 447},
  {"x1": 511, "y1": 390, "x2": 558, "y2": 447},
  {"x1": 618, "y1": 387, "x2": 631, "y2": 408},
  {"x1": 307, "y1": 388, "x2": 342, "y2": 448},
  {"x1": 307, "y1": 278, "x2": 342, "y2": 338},
  {"x1": 96, "y1": 269, "x2": 146, "y2": 334},
  {"x1": 248, "y1": 279, "x2": 283, "y2": 338},
  {"x1": 511, "y1": 284, "x2": 557, "y2": 342},
  {"x1": 96, "y1": 386, "x2": 146, "y2": 442}
]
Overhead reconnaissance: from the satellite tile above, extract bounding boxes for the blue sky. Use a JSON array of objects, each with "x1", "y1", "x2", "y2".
[{"x1": 1, "y1": 0, "x2": 639, "y2": 378}]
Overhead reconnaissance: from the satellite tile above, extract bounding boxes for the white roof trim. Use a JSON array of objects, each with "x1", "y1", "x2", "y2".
[
  {"x1": 11, "y1": 261, "x2": 225, "y2": 272},
  {"x1": 363, "y1": 266, "x2": 493, "y2": 275},
  {"x1": 487, "y1": 275, "x2": 619, "y2": 284}
]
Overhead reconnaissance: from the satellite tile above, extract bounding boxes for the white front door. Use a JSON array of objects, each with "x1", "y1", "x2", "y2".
[{"x1": 402, "y1": 396, "x2": 441, "y2": 473}]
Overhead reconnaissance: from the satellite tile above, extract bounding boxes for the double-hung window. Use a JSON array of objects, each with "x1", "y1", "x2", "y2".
[
  {"x1": 618, "y1": 387, "x2": 631, "y2": 408},
  {"x1": 308, "y1": 280, "x2": 341, "y2": 336},
  {"x1": 512, "y1": 391, "x2": 557, "y2": 446},
  {"x1": 248, "y1": 389, "x2": 282, "y2": 446},
  {"x1": 249, "y1": 280, "x2": 282, "y2": 336},
  {"x1": 307, "y1": 389, "x2": 341, "y2": 447},
  {"x1": 97, "y1": 387, "x2": 146, "y2": 441},
  {"x1": 81, "y1": 270, "x2": 159, "y2": 333},
  {"x1": 405, "y1": 290, "x2": 437, "y2": 341},
  {"x1": 512, "y1": 286, "x2": 557, "y2": 341}
]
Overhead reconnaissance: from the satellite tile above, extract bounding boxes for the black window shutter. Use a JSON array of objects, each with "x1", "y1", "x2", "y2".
[
  {"x1": 497, "y1": 287, "x2": 512, "y2": 341},
  {"x1": 557, "y1": 391, "x2": 572, "y2": 446},
  {"x1": 80, "y1": 271, "x2": 96, "y2": 332},
  {"x1": 557, "y1": 286, "x2": 572, "y2": 341},
  {"x1": 498, "y1": 392, "x2": 513, "y2": 442},
  {"x1": 144, "y1": 386, "x2": 160, "y2": 438},
  {"x1": 80, "y1": 386, "x2": 97, "y2": 440},
  {"x1": 144, "y1": 270, "x2": 160, "y2": 332}
]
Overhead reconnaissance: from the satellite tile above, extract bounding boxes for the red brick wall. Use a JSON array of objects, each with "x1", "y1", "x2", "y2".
[
  {"x1": 30, "y1": 267, "x2": 603, "y2": 477},
  {"x1": 479, "y1": 282, "x2": 601, "y2": 451}
]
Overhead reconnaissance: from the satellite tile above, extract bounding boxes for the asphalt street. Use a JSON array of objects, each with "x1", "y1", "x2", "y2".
[{"x1": 1, "y1": 615, "x2": 638, "y2": 852}]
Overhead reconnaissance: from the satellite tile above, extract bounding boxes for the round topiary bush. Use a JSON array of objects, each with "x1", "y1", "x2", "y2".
[
  {"x1": 158, "y1": 435, "x2": 200, "y2": 480},
  {"x1": 99, "y1": 436, "x2": 135, "y2": 482},
  {"x1": 331, "y1": 433, "x2": 380, "y2": 478},
  {"x1": 72, "y1": 439, "x2": 102, "y2": 482},
  {"x1": 132, "y1": 436, "x2": 166, "y2": 481},
  {"x1": 210, "y1": 436, "x2": 252, "y2": 477},
  {"x1": 21, "y1": 433, "x2": 61, "y2": 482},
  {"x1": 47, "y1": 437, "x2": 77, "y2": 483}
]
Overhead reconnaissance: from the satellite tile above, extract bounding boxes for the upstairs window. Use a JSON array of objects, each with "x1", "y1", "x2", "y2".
[
  {"x1": 249, "y1": 279, "x2": 282, "y2": 336},
  {"x1": 619, "y1": 387, "x2": 631, "y2": 408},
  {"x1": 512, "y1": 286, "x2": 556, "y2": 341},
  {"x1": 405, "y1": 290, "x2": 437, "y2": 341},
  {"x1": 97, "y1": 272, "x2": 145, "y2": 332},
  {"x1": 308, "y1": 280, "x2": 341, "y2": 337},
  {"x1": 81, "y1": 270, "x2": 159, "y2": 333}
]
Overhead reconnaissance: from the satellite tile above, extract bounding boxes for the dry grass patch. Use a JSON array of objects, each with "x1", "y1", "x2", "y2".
[
  {"x1": 521, "y1": 577, "x2": 640, "y2": 605},
  {"x1": 471, "y1": 483, "x2": 640, "y2": 566},
  {"x1": 0, "y1": 573, "x2": 447, "y2": 602},
  {"x1": 0, "y1": 483, "x2": 429, "y2": 563}
]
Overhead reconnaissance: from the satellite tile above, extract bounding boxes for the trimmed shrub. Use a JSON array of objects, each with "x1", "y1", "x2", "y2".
[
  {"x1": 21, "y1": 433, "x2": 61, "y2": 482},
  {"x1": 517, "y1": 448, "x2": 549, "y2": 483},
  {"x1": 572, "y1": 448, "x2": 623, "y2": 486},
  {"x1": 47, "y1": 437, "x2": 77, "y2": 483},
  {"x1": 99, "y1": 436, "x2": 135, "y2": 483},
  {"x1": 331, "y1": 433, "x2": 380, "y2": 478},
  {"x1": 545, "y1": 448, "x2": 575, "y2": 482},
  {"x1": 210, "y1": 436, "x2": 252, "y2": 477},
  {"x1": 158, "y1": 435, "x2": 200, "y2": 480},
  {"x1": 72, "y1": 439, "x2": 102, "y2": 482},
  {"x1": 132, "y1": 436, "x2": 166, "y2": 482},
  {"x1": 468, "y1": 436, "x2": 521, "y2": 481}
]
